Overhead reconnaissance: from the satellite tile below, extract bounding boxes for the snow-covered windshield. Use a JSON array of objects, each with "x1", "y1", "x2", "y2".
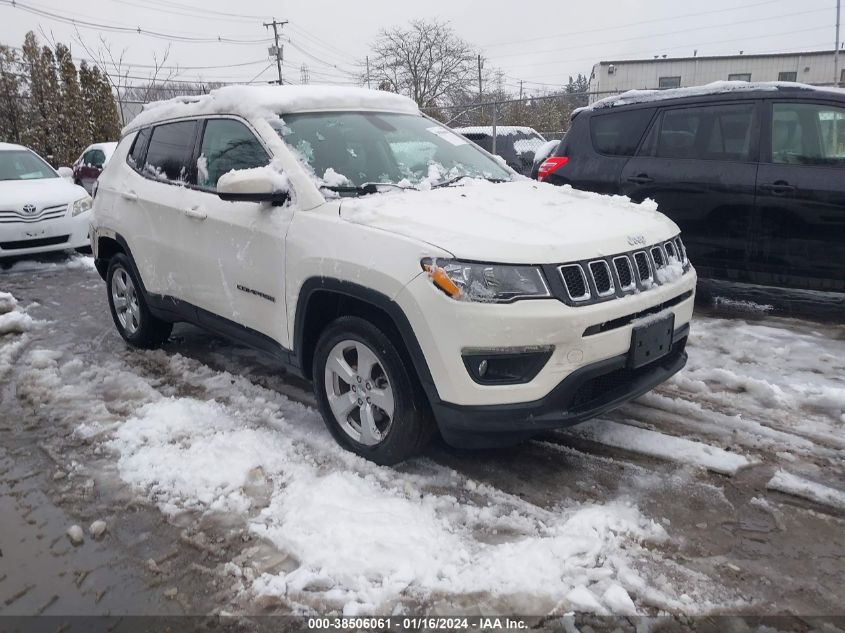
[
  {"x1": 0, "y1": 150, "x2": 57, "y2": 181},
  {"x1": 271, "y1": 112, "x2": 512, "y2": 191}
]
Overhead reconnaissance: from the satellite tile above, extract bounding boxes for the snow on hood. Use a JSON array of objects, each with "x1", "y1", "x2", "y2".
[
  {"x1": 0, "y1": 177, "x2": 88, "y2": 209},
  {"x1": 124, "y1": 85, "x2": 419, "y2": 134},
  {"x1": 340, "y1": 180, "x2": 679, "y2": 264}
]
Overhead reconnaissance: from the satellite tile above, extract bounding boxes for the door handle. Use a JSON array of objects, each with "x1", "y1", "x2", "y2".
[
  {"x1": 183, "y1": 206, "x2": 207, "y2": 220},
  {"x1": 760, "y1": 181, "x2": 795, "y2": 196},
  {"x1": 627, "y1": 174, "x2": 654, "y2": 185},
  {"x1": 121, "y1": 190, "x2": 138, "y2": 202}
]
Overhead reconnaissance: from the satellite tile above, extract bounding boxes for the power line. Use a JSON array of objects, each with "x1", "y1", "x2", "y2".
[{"x1": 0, "y1": 0, "x2": 272, "y2": 45}]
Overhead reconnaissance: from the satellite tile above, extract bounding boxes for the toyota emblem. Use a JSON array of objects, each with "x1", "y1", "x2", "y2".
[{"x1": 22, "y1": 204, "x2": 37, "y2": 215}]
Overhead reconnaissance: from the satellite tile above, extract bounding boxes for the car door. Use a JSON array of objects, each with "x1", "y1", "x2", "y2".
[
  {"x1": 119, "y1": 120, "x2": 200, "y2": 300},
  {"x1": 755, "y1": 99, "x2": 845, "y2": 292},
  {"x1": 185, "y1": 117, "x2": 292, "y2": 347},
  {"x1": 620, "y1": 101, "x2": 760, "y2": 280}
]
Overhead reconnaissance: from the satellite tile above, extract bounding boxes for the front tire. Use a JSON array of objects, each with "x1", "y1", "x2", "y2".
[
  {"x1": 106, "y1": 254, "x2": 172, "y2": 348},
  {"x1": 313, "y1": 316, "x2": 433, "y2": 465}
]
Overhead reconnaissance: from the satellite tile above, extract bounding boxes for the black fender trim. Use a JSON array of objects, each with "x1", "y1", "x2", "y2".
[{"x1": 293, "y1": 277, "x2": 439, "y2": 400}]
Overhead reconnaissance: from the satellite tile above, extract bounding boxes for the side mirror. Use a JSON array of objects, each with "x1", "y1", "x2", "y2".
[
  {"x1": 57, "y1": 166, "x2": 73, "y2": 180},
  {"x1": 216, "y1": 168, "x2": 289, "y2": 205}
]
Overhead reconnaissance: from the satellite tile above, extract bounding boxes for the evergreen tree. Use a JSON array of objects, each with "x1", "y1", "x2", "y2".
[
  {"x1": 79, "y1": 61, "x2": 98, "y2": 141},
  {"x1": 56, "y1": 43, "x2": 90, "y2": 165},
  {"x1": 0, "y1": 44, "x2": 23, "y2": 143},
  {"x1": 92, "y1": 65, "x2": 120, "y2": 141},
  {"x1": 20, "y1": 31, "x2": 48, "y2": 155}
]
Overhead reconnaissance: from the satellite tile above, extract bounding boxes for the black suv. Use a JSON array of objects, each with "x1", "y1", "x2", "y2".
[{"x1": 537, "y1": 84, "x2": 845, "y2": 293}]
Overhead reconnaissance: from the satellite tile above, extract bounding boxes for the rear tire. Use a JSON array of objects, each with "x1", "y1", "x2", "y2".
[
  {"x1": 313, "y1": 316, "x2": 433, "y2": 465},
  {"x1": 106, "y1": 254, "x2": 172, "y2": 348}
]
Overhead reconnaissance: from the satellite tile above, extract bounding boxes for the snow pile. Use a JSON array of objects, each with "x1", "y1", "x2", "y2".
[
  {"x1": 0, "y1": 291, "x2": 35, "y2": 335},
  {"x1": 0, "y1": 291, "x2": 34, "y2": 379},
  {"x1": 126, "y1": 85, "x2": 419, "y2": 134},
  {"x1": 570, "y1": 419, "x2": 754, "y2": 476},
  {"x1": 0, "y1": 291, "x2": 17, "y2": 314},
  {"x1": 655, "y1": 258, "x2": 685, "y2": 285},
  {"x1": 1, "y1": 253, "x2": 95, "y2": 274},
  {"x1": 767, "y1": 470, "x2": 845, "y2": 511},
  {"x1": 51, "y1": 349, "x2": 698, "y2": 616},
  {"x1": 320, "y1": 167, "x2": 352, "y2": 187}
]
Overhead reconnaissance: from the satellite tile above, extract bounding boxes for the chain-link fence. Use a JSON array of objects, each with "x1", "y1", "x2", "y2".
[{"x1": 421, "y1": 91, "x2": 624, "y2": 175}]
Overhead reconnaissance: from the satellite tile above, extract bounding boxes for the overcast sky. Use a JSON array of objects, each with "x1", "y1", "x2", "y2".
[{"x1": 0, "y1": 0, "x2": 840, "y2": 94}]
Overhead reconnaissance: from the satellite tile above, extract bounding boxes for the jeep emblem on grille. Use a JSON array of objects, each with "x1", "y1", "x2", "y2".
[
  {"x1": 22, "y1": 204, "x2": 37, "y2": 215},
  {"x1": 627, "y1": 234, "x2": 646, "y2": 246}
]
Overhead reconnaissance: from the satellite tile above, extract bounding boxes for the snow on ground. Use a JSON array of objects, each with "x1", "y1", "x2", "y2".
[
  {"x1": 0, "y1": 291, "x2": 37, "y2": 378},
  {"x1": 767, "y1": 470, "x2": 845, "y2": 511},
  {"x1": 1, "y1": 253, "x2": 96, "y2": 274},
  {"x1": 569, "y1": 419, "x2": 754, "y2": 475},
  {"x1": 13, "y1": 339, "x2": 721, "y2": 616},
  {"x1": 621, "y1": 315, "x2": 845, "y2": 465}
]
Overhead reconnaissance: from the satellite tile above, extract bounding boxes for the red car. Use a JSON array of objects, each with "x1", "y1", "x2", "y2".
[{"x1": 72, "y1": 142, "x2": 117, "y2": 194}]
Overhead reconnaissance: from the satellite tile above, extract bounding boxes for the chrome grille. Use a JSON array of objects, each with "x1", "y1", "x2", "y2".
[
  {"x1": 650, "y1": 245, "x2": 666, "y2": 269},
  {"x1": 553, "y1": 235, "x2": 689, "y2": 306},
  {"x1": 0, "y1": 204, "x2": 67, "y2": 224},
  {"x1": 559, "y1": 264, "x2": 590, "y2": 301},
  {"x1": 633, "y1": 251, "x2": 652, "y2": 283},
  {"x1": 589, "y1": 260, "x2": 614, "y2": 296},
  {"x1": 613, "y1": 256, "x2": 635, "y2": 290}
]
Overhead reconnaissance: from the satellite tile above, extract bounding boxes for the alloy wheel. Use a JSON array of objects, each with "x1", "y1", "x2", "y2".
[
  {"x1": 324, "y1": 339, "x2": 395, "y2": 446},
  {"x1": 111, "y1": 266, "x2": 141, "y2": 336}
]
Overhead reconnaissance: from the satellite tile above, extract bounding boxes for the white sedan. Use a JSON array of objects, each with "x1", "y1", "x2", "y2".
[{"x1": 0, "y1": 142, "x2": 93, "y2": 258}]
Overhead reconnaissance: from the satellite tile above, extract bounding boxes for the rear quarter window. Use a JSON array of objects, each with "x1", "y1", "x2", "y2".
[
  {"x1": 128, "y1": 128, "x2": 152, "y2": 170},
  {"x1": 590, "y1": 108, "x2": 655, "y2": 156}
]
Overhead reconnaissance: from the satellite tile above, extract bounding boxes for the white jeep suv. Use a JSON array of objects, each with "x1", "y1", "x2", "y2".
[{"x1": 91, "y1": 85, "x2": 696, "y2": 464}]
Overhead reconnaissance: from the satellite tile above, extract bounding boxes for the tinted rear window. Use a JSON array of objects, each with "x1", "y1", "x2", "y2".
[
  {"x1": 590, "y1": 109, "x2": 655, "y2": 156},
  {"x1": 144, "y1": 121, "x2": 198, "y2": 182}
]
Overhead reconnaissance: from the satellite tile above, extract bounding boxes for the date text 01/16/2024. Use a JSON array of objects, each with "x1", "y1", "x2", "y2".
[{"x1": 306, "y1": 617, "x2": 529, "y2": 630}]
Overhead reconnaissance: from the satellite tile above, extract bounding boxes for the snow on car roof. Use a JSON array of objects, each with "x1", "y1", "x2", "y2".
[
  {"x1": 453, "y1": 126, "x2": 541, "y2": 137},
  {"x1": 124, "y1": 85, "x2": 420, "y2": 134},
  {"x1": 576, "y1": 81, "x2": 845, "y2": 114},
  {"x1": 0, "y1": 142, "x2": 28, "y2": 151}
]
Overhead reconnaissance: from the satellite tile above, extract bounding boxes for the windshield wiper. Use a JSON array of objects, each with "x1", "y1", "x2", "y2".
[
  {"x1": 431, "y1": 175, "x2": 508, "y2": 189},
  {"x1": 321, "y1": 182, "x2": 417, "y2": 196}
]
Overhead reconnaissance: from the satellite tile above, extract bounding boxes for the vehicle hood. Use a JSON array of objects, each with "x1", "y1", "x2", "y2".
[
  {"x1": 338, "y1": 180, "x2": 680, "y2": 264},
  {"x1": 0, "y1": 178, "x2": 88, "y2": 211}
]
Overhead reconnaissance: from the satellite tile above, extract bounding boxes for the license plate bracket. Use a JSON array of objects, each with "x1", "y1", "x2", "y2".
[{"x1": 629, "y1": 314, "x2": 675, "y2": 369}]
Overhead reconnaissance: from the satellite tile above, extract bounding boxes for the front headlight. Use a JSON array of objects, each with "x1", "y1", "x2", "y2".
[
  {"x1": 71, "y1": 196, "x2": 93, "y2": 217},
  {"x1": 422, "y1": 258, "x2": 550, "y2": 303}
]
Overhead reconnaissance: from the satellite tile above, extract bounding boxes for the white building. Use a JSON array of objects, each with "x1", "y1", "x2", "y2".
[{"x1": 589, "y1": 50, "x2": 843, "y2": 102}]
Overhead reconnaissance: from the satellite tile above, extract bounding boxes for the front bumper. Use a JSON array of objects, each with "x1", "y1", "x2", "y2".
[
  {"x1": 432, "y1": 325, "x2": 688, "y2": 448},
  {"x1": 0, "y1": 211, "x2": 90, "y2": 258}
]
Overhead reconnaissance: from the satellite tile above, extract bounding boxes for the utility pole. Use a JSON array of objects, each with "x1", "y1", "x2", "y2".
[
  {"x1": 477, "y1": 54, "x2": 483, "y2": 124},
  {"x1": 264, "y1": 18, "x2": 288, "y2": 85},
  {"x1": 366, "y1": 55, "x2": 371, "y2": 89},
  {"x1": 836, "y1": 0, "x2": 841, "y2": 86}
]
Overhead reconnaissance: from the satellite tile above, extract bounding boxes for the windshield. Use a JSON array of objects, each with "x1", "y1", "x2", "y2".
[
  {"x1": 271, "y1": 112, "x2": 511, "y2": 191},
  {"x1": 0, "y1": 150, "x2": 57, "y2": 181}
]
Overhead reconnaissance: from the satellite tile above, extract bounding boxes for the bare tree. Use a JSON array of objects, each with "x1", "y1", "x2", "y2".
[
  {"x1": 367, "y1": 19, "x2": 478, "y2": 108},
  {"x1": 74, "y1": 31, "x2": 176, "y2": 126}
]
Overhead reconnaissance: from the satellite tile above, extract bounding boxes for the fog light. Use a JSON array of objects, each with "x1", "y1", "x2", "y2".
[
  {"x1": 478, "y1": 359, "x2": 488, "y2": 377},
  {"x1": 462, "y1": 346, "x2": 554, "y2": 385}
]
